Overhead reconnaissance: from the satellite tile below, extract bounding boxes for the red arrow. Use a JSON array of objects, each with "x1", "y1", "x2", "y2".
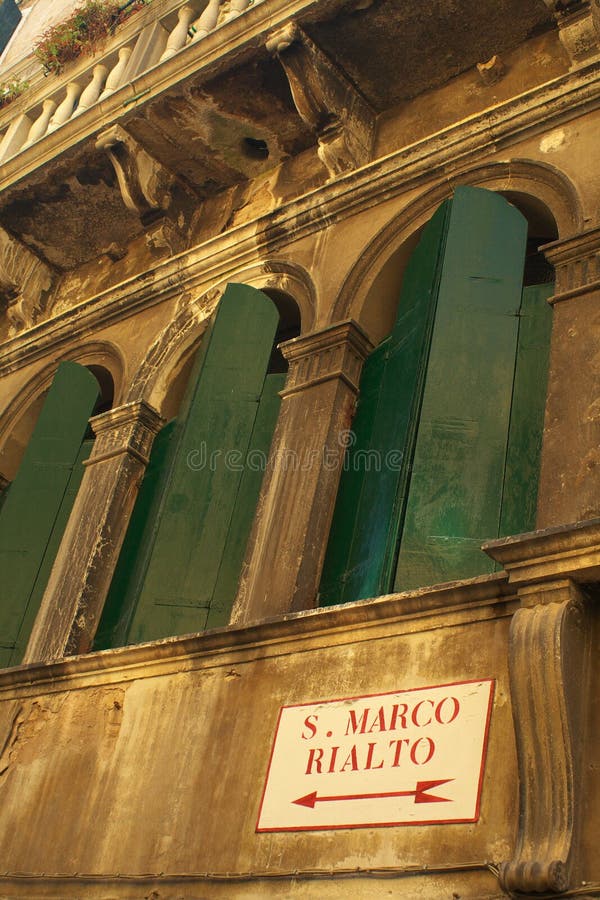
[{"x1": 292, "y1": 779, "x2": 454, "y2": 809}]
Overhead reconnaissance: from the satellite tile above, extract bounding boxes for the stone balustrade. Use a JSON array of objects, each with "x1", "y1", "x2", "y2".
[{"x1": 0, "y1": 0, "x2": 255, "y2": 165}]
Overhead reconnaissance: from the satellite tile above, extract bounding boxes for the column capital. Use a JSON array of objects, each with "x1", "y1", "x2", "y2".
[
  {"x1": 87, "y1": 399, "x2": 164, "y2": 468},
  {"x1": 280, "y1": 319, "x2": 373, "y2": 398},
  {"x1": 542, "y1": 226, "x2": 600, "y2": 303}
]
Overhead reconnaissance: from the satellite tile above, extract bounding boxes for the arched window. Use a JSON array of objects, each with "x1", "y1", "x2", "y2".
[
  {"x1": 0, "y1": 361, "x2": 102, "y2": 665},
  {"x1": 95, "y1": 282, "x2": 296, "y2": 648},
  {"x1": 320, "y1": 186, "x2": 553, "y2": 605}
]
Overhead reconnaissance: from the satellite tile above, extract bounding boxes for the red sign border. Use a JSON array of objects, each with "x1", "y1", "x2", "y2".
[{"x1": 256, "y1": 677, "x2": 496, "y2": 833}]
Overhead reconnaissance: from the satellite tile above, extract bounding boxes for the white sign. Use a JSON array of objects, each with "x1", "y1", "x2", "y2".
[{"x1": 256, "y1": 679, "x2": 494, "y2": 832}]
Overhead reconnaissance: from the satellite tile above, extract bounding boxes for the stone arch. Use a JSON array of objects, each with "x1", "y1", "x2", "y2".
[
  {"x1": 0, "y1": 341, "x2": 124, "y2": 480},
  {"x1": 129, "y1": 261, "x2": 317, "y2": 415},
  {"x1": 333, "y1": 159, "x2": 582, "y2": 342}
]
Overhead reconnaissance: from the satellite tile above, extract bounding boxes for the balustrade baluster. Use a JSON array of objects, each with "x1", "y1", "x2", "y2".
[
  {"x1": 74, "y1": 64, "x2": 108, "y2": 115},
  {"x1": 160, "y1": 5, "x2": 196, "y2": 60},
  {"x1": 99, "y1": 46, "x2": 133, "y2": 100},
  {"x1": 48, "y1": 82, "x2": 83, "y2": 132},
  {"x1": 24, "y1": 98, "x2": 57, "y2": 146},
  {"x1": 192, "y1": 0, "x2": 221, "y2": 40},
  {"x1": 0, "y1": 113, "x2": 31, "y2": 162},
  {"x1": 225, "y1": 0, "x2": 250, "y2": 21}
]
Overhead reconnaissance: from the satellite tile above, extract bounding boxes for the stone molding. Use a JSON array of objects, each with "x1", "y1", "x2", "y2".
[
  {"x1": 87, "y1": 399, "x2": 165, "y2": 467},
  {"x1": 543, "y1": 226, "x2": 600, "y2": 303},
  {"x1": 498, "y1": 578, "x2": 590, "y2": 894},
  {"x1": 266, "y1": 23, "x2": 375, "y2": 177},
  {"x1": 280, "y1": 319, "x2": 373, "y2": 398},
  {"x1": 2, "y1": 49, "x2": 597, "y2": 374},
  {"x1": 483, "y1": 516, "x2": 600, "y2": 585},
  {"x1": 2, "y1": 573, "x2": 514, "y2": 694}
]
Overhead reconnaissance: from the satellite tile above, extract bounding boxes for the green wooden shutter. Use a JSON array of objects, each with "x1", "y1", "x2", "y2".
[
  {"x1": 320, "y1": 186, "x2": 543, "y2": 606},
  {"x1": 499, "y1": 282, "x2": 554, "y2": 537},
  {"x1": 394, "y1": 187, "x2": 527, "y2": 590},
  {"x1": 0, "y1": 362, "x2": 100, "y2": 666},
  {"x1": 119, "y1": 283, "x2": 280, "y2": 645},
  {"x1": 205, "y1": 371, "x2": 285, "y2": 630},
  {"x1": 319, "y1": 201, "x2": 450, "y2": 606}
]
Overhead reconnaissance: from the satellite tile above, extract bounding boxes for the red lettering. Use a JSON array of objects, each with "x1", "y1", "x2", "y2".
[
  {"x1": 389, "y1": 738, "x2": 409, "y2": 766},
  {"x1": 305, "y1": 748, "x2": 324, "y2": 774},
  {"x1": 328, "y1": 746, "x2": 339, "y2": 773},
  {"x1": 345, "y1": 708, "x2": 370, "y2": 735},
  {"x1": 367, "y1": 706, "x2": 387, "y2": 734},
  {"x1": 410, "y1": 737, "x2": 435, "y2": 765},
  {"x1": 411, "y1": 699, "x2": 434, "y2": 727},
  {"x1": 340, "y1": 745, "x2": 360, "y2": 772},
  {"x1": 302, "y1": 714, "x2": 318, "y2": 740},
  {"x1": 365, "y1": 741, "x2": 385, "y2": 770},
  {"x1": 388, "y1": 703, "x2": 408, "y2": 730},
  {"x1": 435, "y1": 696, "x2": 460, "y2": 725}
]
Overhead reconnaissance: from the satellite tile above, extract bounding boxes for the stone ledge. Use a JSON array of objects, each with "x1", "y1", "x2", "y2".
[
  {"x1": 483, "y1": 517, "x2": 600, "y2": 586},
  {"x1": 0, "y1": 571, "x2": 514, "y2": 695}
]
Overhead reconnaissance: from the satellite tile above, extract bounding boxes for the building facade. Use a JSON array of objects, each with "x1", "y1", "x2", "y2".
[{"x1": 0, "y1": 0, "x2": 599, "y2": 896}]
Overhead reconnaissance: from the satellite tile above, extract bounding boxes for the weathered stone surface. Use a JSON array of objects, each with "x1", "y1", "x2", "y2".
[
  {"x1": 0, "y1": 578, "x2": 517, "y2": 898},
  {"x1": 0, "y1": 1, "x2": 600, "y2": 896},
  {"x1": 536, "y1": 230, "x2": 600, "y2": 526},
  {"x1": 232, "y1": 321, "x2": 373, "y2": 623},
  {"x1": 23, "y1": 401, "x2": 164, "y2": 663}
]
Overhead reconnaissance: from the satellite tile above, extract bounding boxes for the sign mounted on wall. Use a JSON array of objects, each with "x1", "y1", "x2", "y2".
[{"x1": 256, "y1": 679, "x2": 494, "y2": 832}]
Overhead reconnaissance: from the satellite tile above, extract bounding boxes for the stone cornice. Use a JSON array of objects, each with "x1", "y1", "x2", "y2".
[
  {"x1": 483, "y1": 517, "x2": 600, "y2": 586},
  {"x1": 0, "y1": 572, "x2": 514, "y2": 695},
  {"x1": 2, "y1": 57, "x2": 600, "y2": 376},
  {"x1": 542, "y1": 225, "x2": 600, "y2": 301},
  {"x1": 543, "y1": 225, "x2": 600, "y2": 265}
]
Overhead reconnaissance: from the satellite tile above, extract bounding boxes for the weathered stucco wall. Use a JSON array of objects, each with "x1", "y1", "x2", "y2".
[{"x1": 0, "y1": 579, "x2": 517, "y2": 898}]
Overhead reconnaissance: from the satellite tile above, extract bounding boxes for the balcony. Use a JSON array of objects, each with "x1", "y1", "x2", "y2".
[{"x1": 0, "y1": 0, "x2": 556, "y2": 273}]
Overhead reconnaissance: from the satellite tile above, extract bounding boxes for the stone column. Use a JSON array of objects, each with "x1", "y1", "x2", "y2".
[
  {"x1": 23, "y1": 400, "x2": 164, "y2": 664},
  {"x1": 484, "y1": 526, "x2": 594, "y2": 894},
  {"x1": 538, "y1": 227, "x2": 600, "y2": 527},
  {"x1": 231, "y1": 320, "x2": 373, "y2": 625}
]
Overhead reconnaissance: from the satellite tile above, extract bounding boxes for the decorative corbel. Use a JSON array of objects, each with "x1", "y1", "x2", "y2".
[
  {"x1": 96, "y1": 125, "x2": 177, "y2": 226},
  {"x1": 266, "y1": 23, "x2": 376, "y2": 178},
  {"x1": 0, "y1": 227, "x2": 56, "y2": 336},
  {"x1": 498, "y1": 579, "x2": 590, "y2": 894}
]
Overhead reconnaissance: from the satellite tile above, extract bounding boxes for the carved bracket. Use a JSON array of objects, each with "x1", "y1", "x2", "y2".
[
  {"x1": 544, "y1": 1, "x2": 600, "y2": 65},
  {"x1": 499, "y1": 579, "x2": 591, "y2": 894},
  {"x1": 0, "y1": 227, "x2": 56, "y2": 336},
  {"x1": 266, "y1": 23, "x2": 376, "y2": 178},
  {"x1": 96, "y1": 125, "x2": 177, "y2": 226}
]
